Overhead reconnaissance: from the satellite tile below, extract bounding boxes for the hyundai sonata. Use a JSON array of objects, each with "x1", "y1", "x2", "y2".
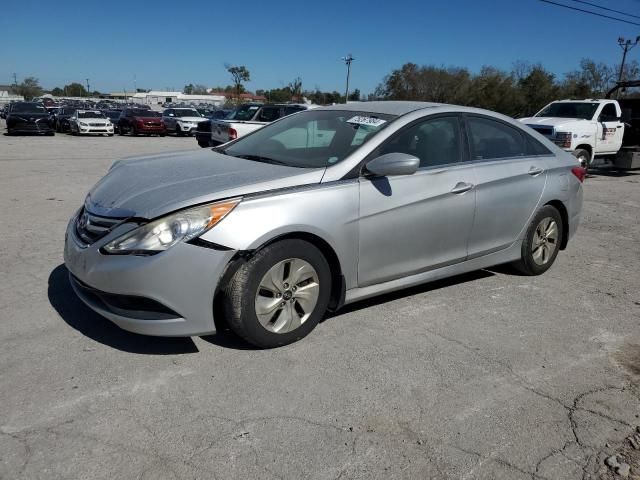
[{"x1": 64, "y1": 101, "x2": 584, "y2": 347}]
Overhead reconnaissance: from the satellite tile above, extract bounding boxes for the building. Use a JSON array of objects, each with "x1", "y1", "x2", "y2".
[
  {"x1": 127, "y1": 91, "x2": 226, "y2": 106},
  {"x1": 0, "y1": 90, "x2": 24, "y2": 105}
]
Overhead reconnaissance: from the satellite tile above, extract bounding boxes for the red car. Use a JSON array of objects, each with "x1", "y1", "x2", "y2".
[{"x1": 118, "y1": 108, "x2": 166, "y2": 136}]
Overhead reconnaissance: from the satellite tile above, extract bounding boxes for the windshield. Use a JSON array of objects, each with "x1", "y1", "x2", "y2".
[
  {"x1": 536, "y1": 102, "x2": 599, "y2": 120},
  {"x1": 78, "y1": 111, "x2": 105, "y2": 118},
  {"x1": 132, "y1": 110, "x2": 161, "y2": 118},
  {"x1": 11, "y1": 103, "x2": 47, "y2": 113},
  {"x1": 223, "y1": 110, "x2": 396, "y2": 168},
  {"x1": 173, "y1": 109, "x2": 201, "y2": 117},
  {"x1": 227, "y1": 104, "x2": 261, "y2": 121}
]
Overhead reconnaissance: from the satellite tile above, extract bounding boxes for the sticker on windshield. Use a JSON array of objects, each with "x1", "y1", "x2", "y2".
[{"x1": 346, "y1": 115, "x2": 386, "y2": 127}]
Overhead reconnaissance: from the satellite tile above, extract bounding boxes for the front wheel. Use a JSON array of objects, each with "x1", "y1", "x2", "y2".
[
  {"x1": 573, "y1": 149, "x2": 590, "y2": 172},
  {"x1": 130, "y1": 124, "x2": 137, "y2": 136},
  {"x1": 198, "y1": 140, "x2": 210, "y2": 148},
  {"x1": 512, "y1": 205, "x2": 563, "y2": 276},
  {"x1": 222, "y1": 239, "x2": 332, "y2": 348},
  {"x1": 175, "y1": 125, "x2": 183, "y2": 136}
]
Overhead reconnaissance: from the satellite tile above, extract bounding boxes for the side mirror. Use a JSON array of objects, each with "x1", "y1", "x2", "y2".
[{"x1": 364, "y1": 152, "x2": 420, "y2": 177}]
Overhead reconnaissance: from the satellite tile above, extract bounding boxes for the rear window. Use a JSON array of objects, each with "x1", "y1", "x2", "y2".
[{"x1": 467, "y1": 116, "x2": 527, "y2": 160}]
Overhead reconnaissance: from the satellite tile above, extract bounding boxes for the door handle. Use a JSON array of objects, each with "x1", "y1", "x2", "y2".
[
  {"x1": 450, "y1": 182, "x2": 474, "y2": 194},
  {"x1": 528, "y1": 166, "x2": 544, "y2": 176}
]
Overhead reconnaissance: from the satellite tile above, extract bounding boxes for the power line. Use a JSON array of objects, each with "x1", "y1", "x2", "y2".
[
  {"x1": 568, "y1": 0, "x2": 640, "y2": 20},
  {"x1": 539, "y1": 0, "x2": 640, "y2": 26}
]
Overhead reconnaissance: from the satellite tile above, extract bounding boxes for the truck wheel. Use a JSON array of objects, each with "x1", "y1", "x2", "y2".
[
  {"x1": 573, "y1": 149, "x2": 590, "y2": 172},
  {"x1": 198, "y1": 140, "x2": 209, "y2": 148}
]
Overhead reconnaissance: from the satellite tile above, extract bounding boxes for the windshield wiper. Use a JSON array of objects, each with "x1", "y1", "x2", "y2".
[{"x1": 233, "y1": 154, "x2": 289, "y2": 166}]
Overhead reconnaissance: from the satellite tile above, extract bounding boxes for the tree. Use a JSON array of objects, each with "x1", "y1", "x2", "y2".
[
  {"x1": 288, "y1": 77, "x2": 303, "y2": 101},
  {"x1": 63, "y1": 82, "x2": 88, "y2": 97},
  {"x1": 225, "y1": 64, "x2": 250, "y2": 101},
  {"x1": 348, "y1": 88, "x2": 361, "y2": 101},
  {"x1": 12, "y1": 77, "x2": 43, "y2": 99},
  {"x1": 184, "y1": 83, "x2": 195, "y2": 94},
  {"x1": 51, "y1": 87, "x2": 64, "y2": 97}
]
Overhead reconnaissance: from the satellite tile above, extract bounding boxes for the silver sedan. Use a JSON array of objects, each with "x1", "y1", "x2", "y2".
[{"x1": 64, "y1": 101, "x2": 584, "y2": 347}]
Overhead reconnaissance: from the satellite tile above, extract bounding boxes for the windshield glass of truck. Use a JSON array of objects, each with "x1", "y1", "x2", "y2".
[
  {"x1": 78, "y1": 111, "x2": 104, "y2": 118},
  {"x1": 222, "y1": 110, "x2": 396, "y2": 168},
  {"x1": 536, "y1": 102, "x2": 599, "y2": 120}
]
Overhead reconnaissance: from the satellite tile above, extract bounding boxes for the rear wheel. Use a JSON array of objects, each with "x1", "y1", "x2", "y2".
[
  {"x1": 130, "y1": 123, "x2": 137, "y2": 136},
  {"x1": 512, "y1": 205, "x2": 563, "y2": 276},
  {"x1": 222, "y1": 239, "x2": 331, "y2": 348},
  {"x1": 198, "y1": 140, "x2": 210, "y2": 148}
]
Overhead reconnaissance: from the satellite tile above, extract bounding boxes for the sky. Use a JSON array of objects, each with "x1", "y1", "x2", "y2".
[{"x1": 2, "y1": 0, "x2": 640, "y2": 95}]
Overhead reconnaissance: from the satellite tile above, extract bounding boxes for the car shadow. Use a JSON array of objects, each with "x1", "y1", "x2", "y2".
[
  {"x1": 588, "y1": 167, "x2": 639, "y2": 178},
  {"x1": 48, "y1": 264, "x2": 199, "y2": 354}
]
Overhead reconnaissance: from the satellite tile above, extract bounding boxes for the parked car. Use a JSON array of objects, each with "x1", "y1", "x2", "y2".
[
  {"x1": 118, "y1": 109, "x2": 166, "y2": 136},
  {"x1": 103, "y1": 110, "x2": 122, "y2": 133},
  {"x1": 64, "y1": 101, "x2": 584, "y2": 348},
  {"x1": 162, "y1": 108, "x2": 204, "y2": 136},
  {"x1": 68, "y1": 110, "x2": 114, "y2": 136},
  {"x1": 195, "y1": 119, "x2": 213, "y2": 148},
  {"x1": 53, "y1": 106, "x2": 78, "y2": 133},
  {"x1": 6, "y1": 102, "x2": 55, "y2": 135},
  {"x1": 209, "y1": 103, "x2": 314, "y2": 145}
]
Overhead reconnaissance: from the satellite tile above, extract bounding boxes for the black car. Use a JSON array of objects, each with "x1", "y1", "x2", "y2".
[
  {"x1": 6, "y1": 102, "x2": 55, "y2": 135},
  {"x1": 104, "y1": 110, "x2": 122, "y2": 133},
  {"x1": 195, "y1": 119, "x2": 212, "y2": 148},
  {"x1": 53, "y1": 106, "x2": 78, "y2": 133}
]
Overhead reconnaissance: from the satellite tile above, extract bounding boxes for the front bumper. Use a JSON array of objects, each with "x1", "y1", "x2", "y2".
[
  {"x1": 63, "y1": 214, "x2": 235, "y2": 336},
  {"x1": 8, "y1": 122, "x2": 54, "y2": 134},
  {"x1": 78, "y1": 125, "x2": 114, "y2": 134}
]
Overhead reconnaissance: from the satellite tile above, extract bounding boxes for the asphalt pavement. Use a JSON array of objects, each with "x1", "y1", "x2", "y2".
[{"x1": 1, "y1": 121, "x2": 639, "y2": 479}]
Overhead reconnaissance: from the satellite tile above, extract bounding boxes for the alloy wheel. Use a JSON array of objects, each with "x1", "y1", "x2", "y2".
[
  {"x1": 254, "y1": 258, "x2": 320, "y2": 334},
  {"x1": 532, "y1": 217, "x2": 559, "y2": 266}
]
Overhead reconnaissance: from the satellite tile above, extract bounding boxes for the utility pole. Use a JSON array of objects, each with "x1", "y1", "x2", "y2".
[
  {"x1": 134, "y1": 74, "x2": 137, "y2": 93},
  {"x1": 342, "y1": 54, "x2": 354, "y2": 103},
  {"x1": 86, "y1": 78, "x2": 90, "y2": 97},
  {"x1": 12, "y1": 73, "x2": 18, "y2": 89},
  {"x1": 617, "y1": 36, "x2": 640, "y2": 97}
]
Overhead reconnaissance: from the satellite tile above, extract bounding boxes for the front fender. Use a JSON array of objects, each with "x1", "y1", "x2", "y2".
[{"x1": 201, "y1": 181, "x2": 360, "y2": 289}]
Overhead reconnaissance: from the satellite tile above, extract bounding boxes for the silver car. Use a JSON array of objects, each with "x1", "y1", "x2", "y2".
[{"x1": 64, "y1": 101, "x2": 585, "y2": 347}]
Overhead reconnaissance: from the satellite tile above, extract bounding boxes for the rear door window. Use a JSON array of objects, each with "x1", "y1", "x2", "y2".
[{"x1": 467, "y1": 116, "x2": 527, "y2": 160}]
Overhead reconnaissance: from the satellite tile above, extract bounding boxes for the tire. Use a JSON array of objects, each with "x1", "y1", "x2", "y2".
[
  {"x1": 175, "y1": 125, "x2": 183, "y2": 136},
  {"x1": 118, "y1": 125, "x2": 125, "y2": 136},
  {"x1": 130, "y1": 123, "x2": 137, "y2": 136},
  {"x1": 512, "y1": 205, "x2": 563, "y2": 276},
  {"x1": 222, "y1": 239, "x2": 332, "y2": 348},
  {"x1": 198, "y1": 140, "x2": 209, "y2": 148},
  {"x1": 573, "y1": 149, "x2": 590, "y2": 173},
  {"x1": 56, "y1": 122, "x2": 62, "y2": 133},
  {"x1": 6, "y1": 128, "x2": 12, "y2": 135},
  {"x1": 108, "y1": 134, "x2": 114, "y2": 137}
]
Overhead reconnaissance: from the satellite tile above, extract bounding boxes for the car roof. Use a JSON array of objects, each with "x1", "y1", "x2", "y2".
[{"x1": 318, "y1": 101, "x2": 443, "y2": 116}]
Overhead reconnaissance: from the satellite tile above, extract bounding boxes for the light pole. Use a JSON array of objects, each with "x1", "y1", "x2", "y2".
[
  {"x1": 86, "y1": 78, "x2": 90, "y2": 98},
  {"x1": 617, "y1": 36, "x2": 640, "y2": 96},
  {"x1": 342, "y1": 54, "x2": 354, "y2": 103}
]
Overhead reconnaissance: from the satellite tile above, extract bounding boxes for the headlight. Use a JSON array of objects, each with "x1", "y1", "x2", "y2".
[
  {"x1": 554, "y1": 132, "x2": 572, "y2": 148},
  {"x1": 79, "y1": 121, "x2": 88, "y2": 126},
  {"x1": 103, "y1": 198, "x2": 241, "y2": 254}
]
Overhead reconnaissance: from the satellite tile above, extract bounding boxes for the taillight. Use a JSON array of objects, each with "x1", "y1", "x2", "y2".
[
  {"x1": 571, "y1": 166, "x2": 586, "y2": 183},
  {"x1": 228, "y1": 127, "x2": 238, "y2": 140}
]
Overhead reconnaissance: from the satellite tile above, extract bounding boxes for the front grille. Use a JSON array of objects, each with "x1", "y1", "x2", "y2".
[
  {"x1": 89, "y1": 122, "x2": 105, "y2": 127},
  {"x1": 144, "y1": 122, "x2": 161, "y2": 127},
  {"x1": 197, "y1": 120, "x2": 211, "y2": 132},
  {"x1": 75, "y1": 208, "x2": 126, "y2": 244},
  {"x1": 529, "y1": 125, "x2": 554, "y2": 137}
]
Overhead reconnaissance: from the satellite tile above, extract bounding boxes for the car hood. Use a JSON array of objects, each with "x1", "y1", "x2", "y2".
[
  {"x1": 86, "y1": 149, "x2": 325, "y2": 219},
  {"x1": 519, "y1": 117, "x2": 590, "y2": 129},
  {"x1": 176, "y1": 116, "x2": 204, "y2": 123}
]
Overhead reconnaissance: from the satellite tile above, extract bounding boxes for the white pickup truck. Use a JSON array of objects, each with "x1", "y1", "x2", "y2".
[
  {"x1": 209, "y1": 103, "x2": 315, "y2": 145},
  {"x1": 519, "y1": 99, "x2": 625, "y2": 169}
]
